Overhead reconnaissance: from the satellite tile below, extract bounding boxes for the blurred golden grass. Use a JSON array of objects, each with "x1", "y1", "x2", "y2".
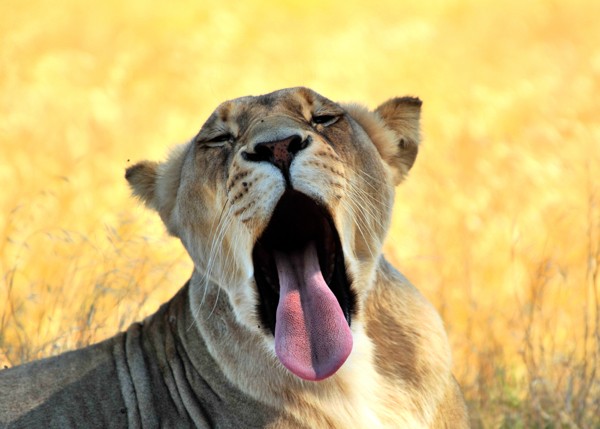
[{"x1": 1, "y1": 0, "x2": 599, "y2": 426}]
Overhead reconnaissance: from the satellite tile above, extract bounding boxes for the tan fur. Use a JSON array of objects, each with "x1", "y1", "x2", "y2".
[
  {"x1": 127, "y1": 87, "x2": 469, "y2": 427},
  {"x1": 1, "y1": 87, "x2": 469, "y2": 428},
  {"x1": 344, "y1": 97, "x2": 421, "y2": 184}
]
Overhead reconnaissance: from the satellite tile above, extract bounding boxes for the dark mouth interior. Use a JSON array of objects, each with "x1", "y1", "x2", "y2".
[{"x1": 252, "y1": 190, "x2": 355, "y2": 335}]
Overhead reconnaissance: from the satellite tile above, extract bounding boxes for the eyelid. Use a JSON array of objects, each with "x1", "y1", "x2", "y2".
[
  {"x1": 204, "y1": 141, "x2": 227, "y2": 148},
  {"x1": 209, "y1": 133, "x2": 233, "y2": 142},
  {"x1": 197, "y1": 133, "x2": 234, "y2": 147},
  {"x1": 311, "y1": 113, "x2": 340, "y2": 126}
]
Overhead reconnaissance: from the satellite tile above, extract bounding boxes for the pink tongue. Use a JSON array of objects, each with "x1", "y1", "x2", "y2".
[{"x1": 273, "y1": 242, "x2": 353, "y2": 381}]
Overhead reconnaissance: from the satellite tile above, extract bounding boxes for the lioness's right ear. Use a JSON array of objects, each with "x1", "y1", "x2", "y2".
[{"x1": 125, "y1": 161, "x2": 160, "y2": 210}]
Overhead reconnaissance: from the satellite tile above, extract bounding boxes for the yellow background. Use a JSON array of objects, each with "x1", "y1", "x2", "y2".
[{"x1": 1, "y1": 0, "x2": 599, "y2": 426}]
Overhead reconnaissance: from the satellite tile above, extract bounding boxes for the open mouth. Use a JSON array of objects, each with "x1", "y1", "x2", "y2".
[{"x1": 252, "y1": 190, "x2": 356, "y2": 381}]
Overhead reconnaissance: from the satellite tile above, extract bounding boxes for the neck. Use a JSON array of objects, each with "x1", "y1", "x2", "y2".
[
  {"x1": 136, "y1": 280, "x2": 281, "y2": 427},
  {"x1": 181, "y1": 270, "x2": 391, "y2": 428},
  {"x1": 186, "y1": 270, "x2": 295, "y2": 405}
]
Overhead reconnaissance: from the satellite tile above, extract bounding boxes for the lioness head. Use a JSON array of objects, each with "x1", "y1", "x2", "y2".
[{"x1": 126, "y1": 87, "x2": 420, "y2": 381}]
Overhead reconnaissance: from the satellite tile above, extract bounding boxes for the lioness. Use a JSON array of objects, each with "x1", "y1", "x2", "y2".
[{"x1": 0, "y1": 87, "x2": 469, "y2": 428}]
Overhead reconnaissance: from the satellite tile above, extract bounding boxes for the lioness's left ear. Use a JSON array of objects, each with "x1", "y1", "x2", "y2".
[
  {"x1": 344, "y1": 96, "x2": 421, "y2": 184},
  {"x1": 374, "y1": 97, "x2": 421, "y2": 183}
]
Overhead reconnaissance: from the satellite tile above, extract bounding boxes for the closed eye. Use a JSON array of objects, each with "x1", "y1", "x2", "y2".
[
  {"x1": 311, "y1": 114, "x2": 339, "y2": 127},
  {"x1": 202, "y1": 133, "x2": 234, "y2": 148}
]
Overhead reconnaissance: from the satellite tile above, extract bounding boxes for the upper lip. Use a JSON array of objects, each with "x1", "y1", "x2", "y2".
[{"x1": 252, "y1": 190, "x2": 355, "y2": 335}]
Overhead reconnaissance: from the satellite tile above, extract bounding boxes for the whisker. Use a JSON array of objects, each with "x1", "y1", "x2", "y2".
[
  {"x1": 188, "y1": 200, "x2": 234, "y2": 330},
  {"x1": 339, "y1": 199, "x2": 379, "y2": 261},
  {"x1": 355, "y1": 168, "x2": 388, "y2": 189},
  {"x1": 347, "y1": 175, "x2": 388, "y2": 207},
  {"x1": 208, "y1": 226, "x2": 240, "y2": 319},
  {"x1": 345, "y1": 181, "x2": 388, "y2": 231}
]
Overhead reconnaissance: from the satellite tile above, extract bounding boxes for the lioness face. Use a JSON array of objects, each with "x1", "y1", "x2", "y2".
[{"x1": 127, "y1": 87, "x2": 421, "y2": 381}]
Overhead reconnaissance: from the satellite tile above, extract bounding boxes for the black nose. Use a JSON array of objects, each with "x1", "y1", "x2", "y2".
[{"x1": 243, "y1": 135, "x2": 309, "y2": 173}]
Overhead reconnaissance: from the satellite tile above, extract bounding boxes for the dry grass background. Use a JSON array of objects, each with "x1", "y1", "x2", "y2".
[{"x1": 1, "y1": 0, "x2": 599, "y2": 427}]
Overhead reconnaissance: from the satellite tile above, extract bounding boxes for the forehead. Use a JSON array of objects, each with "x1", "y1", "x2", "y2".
[{"x1": 211, "y1": 87, "x2": 332, "y2": 123}]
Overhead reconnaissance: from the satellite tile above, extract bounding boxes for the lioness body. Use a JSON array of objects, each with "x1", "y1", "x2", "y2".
[{"x1": 0, "y1": 88, "x2": 469, "y2": 428}]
